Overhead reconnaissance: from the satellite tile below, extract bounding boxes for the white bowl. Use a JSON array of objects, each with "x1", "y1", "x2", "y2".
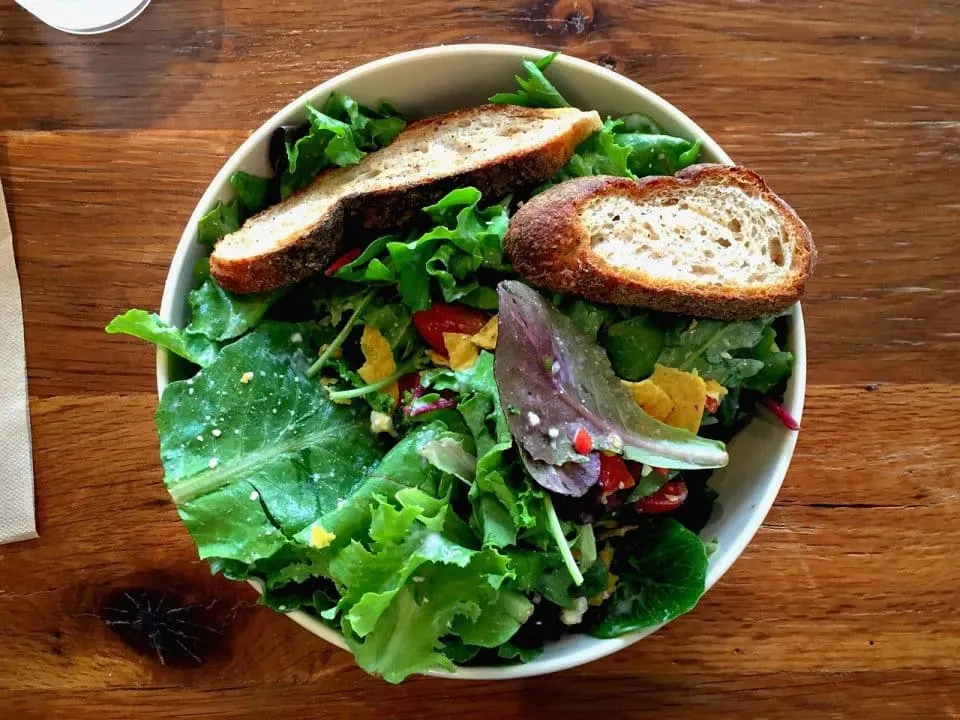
[{"x1": 157, "y1": 43, "x2": 806, "y2": 680}]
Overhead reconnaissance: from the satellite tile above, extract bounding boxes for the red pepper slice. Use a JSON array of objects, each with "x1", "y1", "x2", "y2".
[
  {"x1": 412, "y1": 303, "x2": 489, "y2": 356},
  {"x1": 324, "y1": 247, "x2": 363, "y2": 276},
  {"x1": 598, "y1": 453, "x2": 635, "y2": 495},
  {"x1": 634, "y1": 480, "x2": 689, "y2": 515},
  {"x1": 572, "y1": 426, "x2": 593, "y2": 455}
]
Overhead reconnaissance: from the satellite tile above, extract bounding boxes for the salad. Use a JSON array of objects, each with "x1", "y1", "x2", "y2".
[{"x1": 107, "y1": 54, "x2": 796, "y2": 683}]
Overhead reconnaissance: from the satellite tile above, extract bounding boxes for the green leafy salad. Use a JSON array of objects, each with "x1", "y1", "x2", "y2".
[{"x1": 107, "y1": 54, "x2": 796, "y2": 683}]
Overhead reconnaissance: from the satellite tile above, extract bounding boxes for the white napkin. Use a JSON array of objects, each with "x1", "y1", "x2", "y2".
[{"x1": 0, "y1": 179, "x2": 37, "y2": 544}]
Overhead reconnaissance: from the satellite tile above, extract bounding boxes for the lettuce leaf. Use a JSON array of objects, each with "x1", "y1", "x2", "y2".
[
  {"x1": 335, "y1": 187, "x2": 510, "y2": 311},
  {"x1": 489, "y1": 53, "x2": 568, "y2": 108},
  {"x1": 494, "y1": 281, "x2": 728, "y2": 494}
]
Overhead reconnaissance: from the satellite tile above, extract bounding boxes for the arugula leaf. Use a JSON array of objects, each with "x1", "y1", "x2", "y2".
[
  {"x1": 656, "y1": 317, "x2": 771, "y2": 386},
  {"x1": 495, "y1": 281, "x2": 728, "y2": 494},
  {"x1": 197, "y1": 200, "x2": 241, "y2": 246},
  {"x1": 185, "y1": 278, "x2": 284, "y2": 342},
  {"x1": 590, "y1": 519, "x2": 707, "y2": 638},
  {"x1": 489, "y1": 53, "x2": 568, "y2": 108},
  {"x1": 106, "y1": 309, "x2": 219, "y2": 367},
  {"x1": 156, "y1": 323, "x2": 384, "y2": 560}
]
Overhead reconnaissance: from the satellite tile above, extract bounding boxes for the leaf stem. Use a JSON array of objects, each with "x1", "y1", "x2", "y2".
[
  {"x1": 543, "y1": 494, "x2": 584, "y2": 587},
  {"x1": 326, "y1": 365, "x2": 410, "y2": 401},
  {"x1": 306, "y1": 290, "x2": 375, "y2": 378}
]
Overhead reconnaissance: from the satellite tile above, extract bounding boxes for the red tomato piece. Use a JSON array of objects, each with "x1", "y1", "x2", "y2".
[
  {"x1": 704, "y1": 395, "x2": 720, "y2": 414},
  {"x1": 598, "y1": 453, "x2": 636, "y2": 495},
  {"x1": 634, "y1": 480, "x2": 689, "y2": 515},
  {"x1": 324, "y1": 247, "x2": 363, "y2": 276},
  {"x1": 412, "y1": 303, "x2": 489, "y2": 356},
  {"x1": 572, "y1": 426, "x2": 593, "y2": 455}
]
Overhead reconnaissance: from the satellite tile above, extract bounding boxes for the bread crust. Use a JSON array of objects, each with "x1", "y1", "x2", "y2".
[
  {"x1": 210, "y1": 105, "x2": 601, "y2": 294},
  {"x1": 503, "y1": 165, "x2": 817, "y2": 320}
]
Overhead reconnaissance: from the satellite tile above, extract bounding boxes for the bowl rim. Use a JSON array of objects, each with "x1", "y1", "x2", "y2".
[{"x1": 157, "y1": 42, "x2": 806, "y2": 681}]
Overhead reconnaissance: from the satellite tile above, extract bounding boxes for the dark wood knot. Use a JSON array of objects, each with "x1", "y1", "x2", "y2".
[
  {"x1": 100, "y1": 587, "x2": 224, "y2": 667},
  {"x1": 546, "y1": 0, "x2": 596, "y2": 35}
]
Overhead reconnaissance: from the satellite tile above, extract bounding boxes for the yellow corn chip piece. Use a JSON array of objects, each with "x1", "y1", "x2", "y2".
[
  {"x1": 650, "y1": 364, "x2": 707, "y2": 433},
  {"x1": 471, "y1": 316, "x2": 499, "y2": 350},
  {"x1": 426, "y1": 349, "x2": 451, "y2": 368},
  {"x1": 443, "y1": 332, "x2": 480, "y2": 371},
  {"x1": 357, "y1": 325, "x2": 398, "y2": 401},
  {"x1": 623, "y1": 379, "x2": 674, "y2": 423},
  {"x1": 309, "y1": 525, "x2": 336, "y2": 549},
  {"x1": 705, "y1": 379, "x2": 727, "y2": 402}
]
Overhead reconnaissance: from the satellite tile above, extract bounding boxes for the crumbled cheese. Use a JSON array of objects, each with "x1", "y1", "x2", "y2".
[
  {"x1": 249, "y1": 490, "x2": 259, "y2": 502},
  {"x1": 212, "y1": 428, "x2": 222, "y2": 438},
  {"x1": 196, "y1": 435, "x2": 204, "y2": 442},
  {"x1": 309, "y1": 525, "x2": 336, "y2": 549},
  {"x1": 240, "y1": 371, "x2": 254, "y2": 384},
  {"x1": 188, "y1": 388, "x2": 194, "y2": 395},
  {"x1": 527, "y1": 411, "x2": 540, "y2": 427},
  {"x1": 551, "y1": 360, "x2": 560, "y2": 375},
  {"x1": 560, "y1": 597, "x2": 589, "y2": 626},
  {"x1": 208, "y1": 457, "x2": 219, "y2": 469},
  {"x1": 412, "y1": 576, "x2": 425, "y2": 583},
  {"x1": 290, "y1": 332, "x2": 303, "y2": 344},
  {"x1": 370, "y1": 410, "x2": 395, "y2": 435},
  {"x1": 233, "y1": 428, "x2": 241, "y2": 435},
  {"x1": 547, "y1": 427, "x2": 559, "y2": 439}
]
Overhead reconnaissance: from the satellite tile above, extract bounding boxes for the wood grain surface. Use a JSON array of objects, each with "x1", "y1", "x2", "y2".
[{"x1": 1, "y1": 0, "x2": 958, "y2": 717}]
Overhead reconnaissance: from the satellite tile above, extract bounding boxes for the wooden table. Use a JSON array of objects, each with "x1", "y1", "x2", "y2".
[{"x1": 1, "y1": 0, "x2": 957, "y2": 717}]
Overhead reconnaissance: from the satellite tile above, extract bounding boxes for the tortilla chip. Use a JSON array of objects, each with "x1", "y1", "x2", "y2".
[
  {"x1": 471, "y1": 316, "x2": 499, "y2": 350},
  {"x1": 705, "y1": 379, "x2": 728, "y2": 402},
  {"x1": 426, "y1": 349, "x2": 451, "y2": 368},
  {"x1": 443, "y1": 332, "x2": 480, "y2": 371},
  {"x1": 623, "y1": 379, "x2": 674, "y2": 423},
  {"x1": 650, "y1": 364, "x2": 707, "y2": 433},
  {"x1": 357, "y1": 325, "x2": 398, "y2": 401}
]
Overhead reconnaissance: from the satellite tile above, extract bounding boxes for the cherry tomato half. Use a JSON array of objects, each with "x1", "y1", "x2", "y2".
[{"x1": 412, "y1": 303, "x2": 489, "y2": 356}]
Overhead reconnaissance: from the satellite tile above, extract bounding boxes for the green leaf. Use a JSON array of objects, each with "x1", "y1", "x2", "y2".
[
  {"x1": 656, "y1": 317, "x2": 772, "y2": 386},
  {"x1": 489, "y1": 53, "x2": 569, "y2": 108},
  {"x1": 156, "y1": 323, "x2": 384, "y2": 564},
  {"x1": 615, "y1": 133, "x2": 702, "y2": 177},
  {"x1": 742, "y1": 325, "x2": 794, "y2": 393},
  {"x1": 230, "y1": 171, "x2": 270, "y2": 214},
  {"x1": 602, "y1": 313, "x2": 667, "y2": 381},
  {"x1": 185, "y1": 278, "x2": 284, "y2": 342},
  {"x1": 279, "y1": 95, "x2": 406, "y2": 199},
  {"x1": 561, "y1": 299, "x2": 617, "y2": 341},
  {"x1": 197, "y1": 200, "x2": 242, "y2": 246},
  {"x1": 451, "y1": 588, "x2": 533, "y2": 647},
  {"x1": 341, "y1": 536, "x2": 511, "y2": 683},
  {"x1": 106, "y1": 309, "x2": 219, "y2": 367},
  {"x1": 590, "y1": 519, "x2": 708, "y2": 638}
]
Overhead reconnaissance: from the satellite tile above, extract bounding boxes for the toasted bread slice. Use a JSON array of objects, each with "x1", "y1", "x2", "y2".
[
  {"x1": 210, "y1": 105, "x2": 602, "y2": 293},
  {"x1": 503, "y1": 165, "x2": 816, "y2": 320}
]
